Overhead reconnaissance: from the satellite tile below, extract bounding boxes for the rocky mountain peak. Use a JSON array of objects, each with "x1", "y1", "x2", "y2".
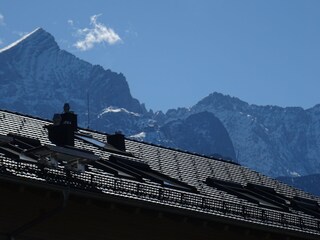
[
  {"x1": 0, "y1": 27, "x2": 59, "y2": 55},
  {"x1": 0, "y1": 28, "x2": 145, "y2": 123},
  {"x1": 195, "y1": 92, "x2": 249, "y2": 112}
]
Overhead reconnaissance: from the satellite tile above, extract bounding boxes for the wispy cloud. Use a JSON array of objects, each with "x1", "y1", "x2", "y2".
[
  {"x1": 0, "y1": 14, "x2": 5, "y2": 26},
  {"x1": 74, "y1": 14, "x2": 121, "y2": 51},
  {"x1": 67, "y1": 19, "x2": 74, "y2": 27},
  {"x1": 0, "y1": 38, "x2": 3, "y2": 45}
]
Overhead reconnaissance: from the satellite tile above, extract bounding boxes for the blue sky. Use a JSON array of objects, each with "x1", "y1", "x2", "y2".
[{"x1": 1, "y1": 0, "x2": 320, "y2": 112}]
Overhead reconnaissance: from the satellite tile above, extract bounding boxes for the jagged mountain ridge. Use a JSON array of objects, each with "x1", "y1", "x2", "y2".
[
  {"x1": 163, "y1": 92, "x2": 320, "y2": 177},
  {"x1": 0, "y1": 28, "x2": 236, "y2": 163}
]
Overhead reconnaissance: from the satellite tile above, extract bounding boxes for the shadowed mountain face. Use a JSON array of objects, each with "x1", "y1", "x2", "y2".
[{"x1": 161, "y1": 112, "x2": 236, "y2": 160}]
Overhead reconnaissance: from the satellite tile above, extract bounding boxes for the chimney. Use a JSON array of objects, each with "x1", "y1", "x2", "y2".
[
  {"x1": 47, "y1": 123, "x2": 75, "y2": 146},
  {"x1": 107, "y1": 132, "x2": 126, "y2": 151},
  {"x1": 46, "y1": 104, "x2": 78, "y2": 147}
]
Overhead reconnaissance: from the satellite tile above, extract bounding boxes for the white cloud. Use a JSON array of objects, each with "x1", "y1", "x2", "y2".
[
  {"x1": 74, "y1": 14, "x2": 121, "y2": 51},
  {"x1": 0, "y1": 14, "x2": 5, "y2": 26},
  {"x1": 68, "y1": 19, "x2": 74, "y2": 26}
]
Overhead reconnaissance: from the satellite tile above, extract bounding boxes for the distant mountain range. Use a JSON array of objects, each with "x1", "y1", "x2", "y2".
[
  {"x1": 1, "y1": 28, "x2": 320, "y2": 188},
  {"x1": 164, "y1": 93, "x2": 320, "y2": 178}
]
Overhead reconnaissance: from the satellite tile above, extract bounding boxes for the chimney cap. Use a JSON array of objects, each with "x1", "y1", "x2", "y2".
[{"x1": 63, "y1": 103, "x2": 70, "y2": 113}]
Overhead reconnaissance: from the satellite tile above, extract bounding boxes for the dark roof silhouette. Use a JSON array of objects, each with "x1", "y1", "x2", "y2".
[{"x1": 0, "y1": 109, "x2": 319, "y2": 240}]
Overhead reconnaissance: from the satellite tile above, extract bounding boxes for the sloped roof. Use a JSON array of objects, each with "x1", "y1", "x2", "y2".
[{"x1": 0, "y1": 109, "x2": 319, "y2": 238}]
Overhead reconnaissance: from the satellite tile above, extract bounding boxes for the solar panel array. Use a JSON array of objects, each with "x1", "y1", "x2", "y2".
[{"x1": 0, "y1": 109, "x2": 319, "y2": 237}]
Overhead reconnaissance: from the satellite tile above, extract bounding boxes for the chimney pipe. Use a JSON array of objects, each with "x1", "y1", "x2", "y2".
[{"x1": 107, "y1": 132, "x2": 126, "y2": 151}]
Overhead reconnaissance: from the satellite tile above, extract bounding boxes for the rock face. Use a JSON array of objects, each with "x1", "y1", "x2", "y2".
[
  {"x1": 0, "y1": 28, "x2": 145, "y2": 125},
  {"x1": 163, "y1": 93, "x2": 320, "y2": 177},
  {"x1": 160, "y1": 112, "x2": 236, "y2": 160}
]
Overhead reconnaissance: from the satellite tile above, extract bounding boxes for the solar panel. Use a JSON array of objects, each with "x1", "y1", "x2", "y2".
[{"x1": 76, "y1": 134, "x2": 106, "y2": 148}]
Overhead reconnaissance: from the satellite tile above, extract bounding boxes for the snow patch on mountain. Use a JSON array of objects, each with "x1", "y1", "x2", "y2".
[
  {"x1": 0, "y1": 28, "x2": 42, "y2": 53},
  {"x1": 99, "y1": 107, "x2": 141, "y2": 117},
  {"x1": 129, "y1": 132, "x2": 146, "y2": 140}
]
